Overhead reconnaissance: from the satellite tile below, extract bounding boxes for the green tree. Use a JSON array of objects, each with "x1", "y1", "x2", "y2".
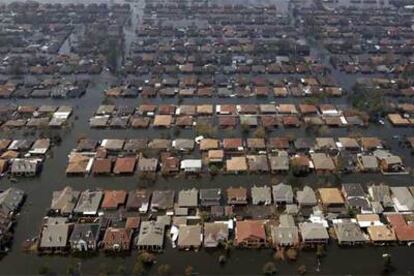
[{"x1": 262, "y1": 262, "x2": 277, "y2": 275}]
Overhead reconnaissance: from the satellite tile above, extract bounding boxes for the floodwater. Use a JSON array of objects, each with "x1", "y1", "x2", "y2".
[{"x1": 0, "y1": 0, "x2": 413, "y2": 275}]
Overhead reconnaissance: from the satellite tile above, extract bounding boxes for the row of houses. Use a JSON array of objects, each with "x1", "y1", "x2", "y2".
[
  {"x1": 48, "y1": 183, "x2": 414, "y2": 221},
  {"x1": 37, "y1": 183, "x2": 414, "y2": 253},
  {"x1": 0, "y1": 79, "x2": 88, "y2": 99},
  {"x1": 65, "y1": 136, "x2": 407, "y2": 176},
  {"x1": 0, "y1": 138, "x2": 53, "y2": 177},
  {"x1": 89, "y1": 103, "x2": 370, "y2": 129},
  {"x1": 73, "y1": 136, "x2": 389, "y2": 154},
  {"x1": 0, "y1": 105, "x2": 72, "y2": 129},
  {"x1": 0, "y1": 188, "x2": 25, "y2": 252},
  {"x1": 105, "y1": 80, "x2": 341, "y2": 99}
]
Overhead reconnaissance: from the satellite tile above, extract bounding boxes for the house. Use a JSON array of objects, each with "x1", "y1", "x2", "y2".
[
  {"x1": 177, "y1": 225, "x2": 202, "y2": 250},
  {"x1": 246, "y1": 138, "x2": 266, "y2": 152},
  {"x1": 136, "y1": 221, "x2": 165, "y2": 251},
  {"x1": 235, "y1": 220, "x2": 267, "y2": 248},
  {"x1": 66, "y1": 153, "x2": 93, "y2": 176},
  {"x1": 0, "y1": 188, "x2": 25, "y2": 216},
  {"x1": 333, "y1": 220, "x2": 368, "y2": 245},
  {"x1": 341, "y1": 183, "x2": 371, "y2": 213},
  {"x1": 161, "y1": 154, "x2": 180, "y2": 175},
  {"x1": 203, "y1": 222, "x2": 229, "y2": 248},
  {"x1": 357, "y1": 154, "x2": 379, "y2": 172},
  {"x1": 126, "y1": 190, "x2": 151, "y2": 213},
  {"x1": 337, "y1": 137, "x2": 360, "y2": 151},
  {"x1": 226, "y1": 156, "x2": 248, "y2": 173},
  {"x1": 251, "y1": 186, "x2": 272, "y2": 205},
  {"x1": 373, "y1": 150, "x2": 406, "y2": 174},
  {"x1": 310, "y1": 153, "x2": 336, "y2": 173},
  {"x1": 101, "y1": 190, "x2": 127, "y2": 210},
  {"x1": 180, "y1": 159, "x2": 202, "y2": 173},
  {"x1": 178, "y1": 189, "x2": 198, "y2": 208},
  {"x1": 227, "y1": 187, "x2": 248, "y2": 205},
  {"x1": 137, "y1": 155, "x2": 158, "y2": 173},
  {"x1": 76, "y1": 139, "x2": 98, "y2": 152},
  {"x1": 199, "y1": 139, "x2": 219, "y2": 151},
  {"x1": 29, "y1": 139, "x2": 50, "y2": 155},
  {"x1": 113, "y1": 157, "x2": 136, "y2": 175},
  {"x1": 390, "y1": 187, "x2": 414, "y2": 212},
  {"x1": 318, "y1": 188, "x2": 345, "y2": 213},
  {"x1": 272, "y1": 183, "x2": 293, "y2": 205},
  {"x1": 299, "y1": 223, "x2": 329, "y2": 245},
  {"x1": 269, "y1": 154, "x2": 289, "y2": 173},
  {"x1": 123, "y1": 139, "x2": 148, "y2": 153},
  {"x1": 223, "y1": 138, "x2": 244, "y2": 152},
  {"x1": 296, "y1": 186, "x2": 317, "y2": 207},
  {"x1": 92, "y1": 159, "x2": 112, "y2": 175},
  {"x1": 172, "y1": 139, "x2": 195, "y2": 152},
  {"x1": 360, "y1": 137, "x2": 382, "y2": 151},
  {"x1": 102, "y1": 227, "x2": 133, "y2": 252},
  {"x1": 69, "y1": 222, "x2": 104, "y2": 251},
  {"x1": 271, "y1": 214, "x2": 299, "y2": 247},
  {"x1": 10, "y1": 159, "x2": 40, "y2": 177},
  {"x1": 151, "y1": 190, "x2": 175, "y2": 211},
  {"x1": 73, "y1": 190, "x2": 103, "y2": 216},
  {"x1": 247, "y1": 155, "x2": 270, "y2": 172},
  {"x1": 153, "y1": 115, "x2": 173, "y2": 128},
  {"x1": 386, "y1": 214, "x2": 414, "y2": 242},
  {"x1": 208, "y1": 150, "x2": 224, "y2": 163},
  {"x1": 148, "y1": 140, "x2": 171, "y2": 151},
  {"x1": 367, "y1": 225, "x2": 396, "y2": 243},
  {"x1": 39, "y1": 218, "x2": 72, "y2": 252},
  {"x1": 50, "y1": 186, "x2": 80, "y2": 216},
  {"x1": 200, "y1": 188, "x2": 221, "y2": 206},
  {"x1": 101, "y1": 139, "x2": 124, "y2": 152},
  {"x1": 368, "y1": 184, "x2": 393, "y2": 211}
]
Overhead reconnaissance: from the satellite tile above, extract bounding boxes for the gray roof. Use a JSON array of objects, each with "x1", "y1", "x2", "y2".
[
  {"x1": 51, "y1": 186, "x2": 80, "y2": 215},
  {"x1": 299, "y1": 223, "x2": 329, "y2": 241},
  {"x1": 334, "y1": 221, "x2": 368, "y2": 244},
  {"x1": 272, "y1": 183, "x2": 293, "y2": 203},
  {"x1": 296, "y1": 186, "x2": 317, "y2": 206},
  {"x1": 0, "y1": 187, "x2": 25, "y2": 215},
  {"x1": 178, "y1": 189, "x2": 198, "y2": 207},
  {"x1": 390, "y1": 187, "x2": 414, "y2": 211},
  {"x1": 368, "y1": 184, "x2": 393, "y2": 208},
  {"x1": 40, "y1": 222, "x2": 71, "y2": 249},
  {"x1": 73, "y1": 190, "x2": 103, "y2": 215},
  {"x1": 151, "y1": 190, "x2": 175, "y2": 211},
  {"x1": 200, "y1": 188, "x2": 221, "y2": 200},
  {"x1": 137, "y1": 221, "x2": 165, "y2": 247},
  {"x1": 173, "y1": 139, "x2": 195, "y2": 151},
  {"x1": 271, "y1": 224, "x2": 299, "y2": 246},
  {"x1": 269, "y1": 155, "x2": 289, "y2": 171},
  {"x1": 342, "y1": 183, "x2": 365, "y2": 198},
  {"x1": 69, "y1": 223, "x2": 101, "y2": 244},
  {"x1": 251, "y1": 185, "x2": 272, "y2": 205},
  {"x1": 11, "y1": 159, "x2": 39, "y2": 174}
]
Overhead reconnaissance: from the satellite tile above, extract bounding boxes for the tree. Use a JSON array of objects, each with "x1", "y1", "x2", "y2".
[
  {"x1": 382, "y1": 253, "x2": 394, "y2": 274},
  {"x1": 218, "y1": 255, "x2": 227, "y2": 264},
  {"x1": 137, "y1": 252, "x2": 156, "y2": 265},
  {"x1": 184, "y1": 265, "x2": 194, "y2": 276},
  {"x1": 38, "y1": 264, "x2": 50, "y2": 275},
  {"x1": 262, "y1": 262, "x2": 277, "y2": 275},
  {"x1": 316, "y1": 245, "x2": 326, "y2": 258},
  {"x1": 286, "y1": 248, "x2": 298, "y2": 261},
  {"x1": 157, "y1": 264, "x2": 171, "y2": 275},
  {"x1": 254, "y1": 127, "x2": 266, "y2": 138},
  {"x1": 297, "y1": 265, "x2": 307, "y2": 275}
]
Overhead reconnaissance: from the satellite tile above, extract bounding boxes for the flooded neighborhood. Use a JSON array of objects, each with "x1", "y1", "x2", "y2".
[{"x1": 0, "y1": 0, "x2": 414, "y2": 274}]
